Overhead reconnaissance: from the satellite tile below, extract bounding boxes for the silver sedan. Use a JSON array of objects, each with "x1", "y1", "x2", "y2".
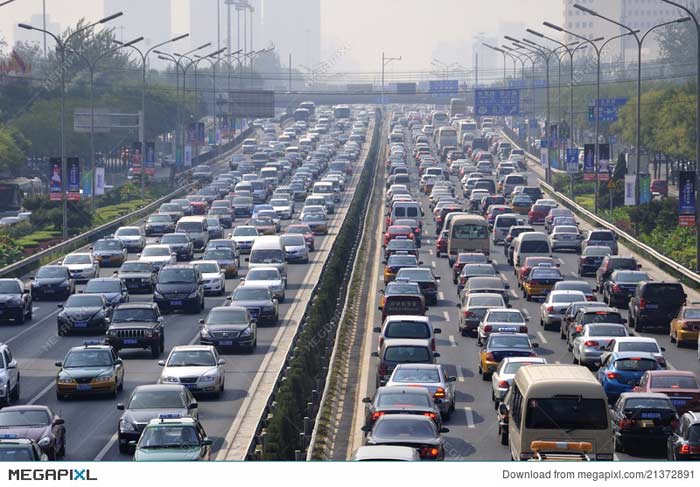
[
  {"x1": 491, "y1": 357, "x2": 547, "y2": 405},
  {"x1": 385, "y1": 363, "x2": 456, "y2": 418},
  {"x1": 539, "y1": 290, "x2": 587, "y2": 331}
]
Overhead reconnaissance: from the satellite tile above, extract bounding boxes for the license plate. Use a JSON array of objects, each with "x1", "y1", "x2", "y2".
[
  {"x1": 219, "y1": 340, "x2": 233, "y2": 346},
  {"x1": 672, "y1": 399, "x2": 687, "y2": 406},
  {"x1": 562, "y1": 235, "x2": 573, "y2": 240},
  {"x1": 498, "y1": 327, "x2": 518, "y2": 332},
  {"x1": 640, "y1": 420, "x2": 654, "y2": 428},
  {"x1": 185, "y1": 384, "x2": 196, "y2": 389},
  {"x1": 76, "y1": 384, "x2": 92, "y2": 391},
  {"x1": 646, "y1": 303, "x2": 658, "y2": 309},
  {"x1": 74, "y1": 322, "x2": 88, "y2": 328},
  {"x1": 641, "y1": 412, "x2": 661, "y2": 419},
  {"x1": 44, "y1": 289, "x2": 55, "y2": 294},
  {"x1": 170, "y1": 300, "x2": 183, "y2": 306},
  {"x1": 123, "y1": 339, "x2": 138, "y2": 345}
]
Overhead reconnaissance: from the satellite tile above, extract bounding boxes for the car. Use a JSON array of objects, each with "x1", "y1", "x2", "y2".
[
  {"x1": 456, "y1": 263, "x2": 497, "y2": 296},
  {"x1": 160, "y1": 233, "x2": 195, "y2": 262},
  {"x1": 0, "y1": 437, "x2": 49, "y2": 461},
  {"x1": 199, "y1": 306, "x2": 256, "y2": 352},
  {"x1": 0, "y1": 406, "x2": 65, "y2": 459},
  {"x1": 435, "y1": 230, "x2": 448, "y2": 257},
  {"x1": 362, "y1": 385, "x2": 442, "y2": 432},
  {"x1": 553, "y1": 280, "x2": 595, "y2": 301},
  {"x1": 539, "y1": 290, "x2": 587, "y2": 331},
  {"x1": 595, "y1": 256, "x2": 640, "y2": 291},
  {"x1": 629, "y1": 281, "x2": 686, "y2": 333},
  {"x1": 567, "y1": 306, "x2": 626, "y2": 350},
  {"x1": 133, "y1": 416, "x2": 212, "y2": 461},
  {"x1": 451, "y1": 252, "x2": 488, "y2": 284},
  {"x1": 153, "y1": 265, "x2": 205, "y2": 314},
  {"x1": 90, "y1": 237, "x2": 128, "y2": 267},
  {"x1": 241, "y1": 267, "x2": 286, "y2": 302},
  {"x1": 544, "y1": 208, "x2": 574, "y2": 233},
  {"x1": 516, "y1": 256, "x2": 558, "y2": 288},
  {"x1": 571, "y1": 323, "x2": 629, "y2": 367},
  {"x1": 633, "y1": 370, "x2": 700, "y2": 414},
  {"x1": 549, "y1": 225, "x2": 583, "y2": 252},
  {"x1": 56, "y1": 294, "x2": 112, "y2": 336},
  {"x1": 55, "y1": 342, "x2": 125, "y2": 400},
  {"x1": 208, "y1": 207, "x2": 233, "y2": 228},
  {"x1": 83, "y1": 277, "x2": 129, "y2": 306},
  {"x1": 601, "y1": 270, "x2": 651, "y2": 308},
  {"x1": 458, "y1": 293, "x2": 508, "y2": 337},
  {"x1": 116, "y1": 384, "x2": 198, "y2": 454},
  {"x1": 578, "y1": 245, "x2": 612, "y2": 276},
  {"x1": 383, "y1": 254, "x2": 420, "y2": 285},
  {"x1": 583, "y1": 229, "x2": 618, "y2": 255},
  {"x1": 510, "y1": 195, "x2": 533, "y2": 215},
  {"x1": 394, "y1": 267, "x2": 440, "y2": 305},
  {"x1": 231, "y1": 225, "x2": 259, "y2": 254},
  {"x1": 372, "y1": 338, "x2": 438, "y2": 388},
  {"x1": 270, "y1": 198, "x2": 294, "y2": 220},
  {"x1": 145, "y1": 214, "x2": 176, "y2": 236},
  {"x1": 522, "y1": 265, "x2": 563, "y2": 301},
  {"x1": 352, "y1": 445, "x2": 420, "y2": 461},
  {"x1": 205, "y1": 217, "x2": 224, "y2": 239},
  {"x1": 285, "y1": 224, "x2": 315, "y2": 251},
  {"x1": 478, "y1": 333, "x2": 538, "y2": 381},
  {"x1": 300, "y1": 212, "x2": 328, "y2": 235},
  {"x1": 560, "y1": 301, "x2": 608, "y2": 342},
  {"x1": 670, "y1": 304, "x2": 700, "y2": 347},
  {"x1": 115, "y1": 261, "x2": 157, "y2": 294},
  {"x1": 504, "y1": 226, "x2": 535, "y2": 265},
  {"x1": 611, "y1": 393, "x2": 677, "y2": 455},
  {"x1": 393, "y1": 218, "x2": 422, "y2": 247},
  {"x1": 30, "y1": 265, "x2": 74, "y2": 301},
  {"x1": 601, "y1": 337, "x2": 667, "y2": 369},
  {"x1": 227, "y1": 285, "x2": 279, "y2": 325},
  {"x1": 0, "y1": 343, "x2": 19, "y2": 406},
  {"x1": 596, "y1": 351, "x2": 663, "y2": 403},
  {"x1": 202, "y1": 246, "x2": 239, "y2": 278},
  {"x1": 478, "y1": 308, "x2": 529, "y2": 344},
  {"x1": 362, "y1": 415, "x2": 448, "y2": 460},
  {"x1": 139, "y1": 245, "x2": 177, "y2": 271},
  {"x1": 114, "y1": 226, "x2": 146, "y2": 252},
  {"x1": 385, "y1": 237, "x2": 419, "y2": 261},
  {"x1": 491, "y1": 357, "x2": 547, "y2": 405},
  {"x1": 280, "y1": 234, "x2": 310, "y2": 263},
  {"x1": 384, "y1": 363, "x2": 456, "y2": 417},
  {"x1": 191, "y1": 261, "x2": 226, "y2": 296},
  {"x1": 158, "y1": 345, "x2": 226, "y2": 398},
  {"x1": 667, "y1": 411, "x2": 700, "y2": 460},
  {"x1": 106, "y1": 303, "x2": 165, "y2": 358},
  {"x1": 58, "y1": 253, "x2": 99, "y2": 283}
]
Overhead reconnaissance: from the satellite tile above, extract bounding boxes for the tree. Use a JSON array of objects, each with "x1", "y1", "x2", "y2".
[
  {"x1": 657, "y1": 8, "x2": 699, "y2": 74},
  {"x1": 0, "y1": 125, "x2": 28, "y2": 174}
]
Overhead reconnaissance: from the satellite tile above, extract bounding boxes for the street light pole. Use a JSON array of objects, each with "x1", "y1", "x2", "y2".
[
  {"x1": 18, "y1": 12, "x2": 123, "y2": 240},
  {"x1": 482, "y1": 44, "x2": 508, "y2": 86},
  {"x1": 504, "y1": 46, "x2": 535, "y2": 142},
  {"x1": 195, "y1": 48, "x2": 227, "y2": 157},
  {"x1": 382, "y1": 52, "x2": 402, "y2": 107}
]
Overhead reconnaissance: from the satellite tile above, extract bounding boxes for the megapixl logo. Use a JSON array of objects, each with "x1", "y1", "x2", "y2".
[{"x1": 8, "y1": 469, "x2": 97, "y2": 481}]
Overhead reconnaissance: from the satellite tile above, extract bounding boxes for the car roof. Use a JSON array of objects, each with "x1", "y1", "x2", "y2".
[
  {"x1": 114, "y1": 302, "x2": 158, "y2": 310},
  {"x1": 169, "y1": 345, "x2": 215, "y2": 352},
  {"x1": 382, "y1": 338, "x2": 431, "y2": 347},
  {"x1": 610, "y1": 351, "x2": 658, "y2": 360}
]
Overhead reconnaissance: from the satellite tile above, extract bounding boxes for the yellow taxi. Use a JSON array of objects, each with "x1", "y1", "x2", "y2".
[
  {"x1": 478, "y1": 332, "x2": 538, "y2": 380},
  {"x1": 670, "y1": 305, "x2": 700, "y2": 347},
  {"x1": 510, "y1": 195, "x2": 534, "y2": 215},
  {"x1": 522, "y1": 266, "x2": 563, "y2": 301},
  {"x1": 55, "y1": 342, "x2": 124, "y2": 400}
]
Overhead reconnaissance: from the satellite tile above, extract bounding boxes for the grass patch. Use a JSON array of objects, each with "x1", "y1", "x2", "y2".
[
  {"x1": 16, "y1": 228, "x2": 61, "y2": 248},
  {"x1": 575, "y1": 194, "x2": 595, "y2": 212},
  {"x1": 95, "y1": 200, "x2": 150, "y2": 226}
]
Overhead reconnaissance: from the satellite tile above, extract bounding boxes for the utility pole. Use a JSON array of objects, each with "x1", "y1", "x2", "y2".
[
  {"x1": 289, "y1": 53, "x2": 292, "y2": 92},
  {"x1": 381, "y1": 52, "x2": 401, "y2": 107}
]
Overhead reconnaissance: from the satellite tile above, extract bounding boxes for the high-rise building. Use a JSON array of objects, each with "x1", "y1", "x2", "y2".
[
  {"x1": 262, "y1": 0, "x2": 320, "y2": 68},
  {"x1": 104, "y1": 0, "x2": 171, "y2": 50},
  {"x1": 190, "y1": 1, "x2": 263, "y2": 54}
]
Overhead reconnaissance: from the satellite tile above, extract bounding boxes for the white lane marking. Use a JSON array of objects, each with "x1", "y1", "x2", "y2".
[
  {"x1": 456, "y1": 367, "x2": 465, "y2": 382},
  {"x1": 449, "y1": 335, "x2": 457, "y2": 347},
  {"x1": 438, "y1": 291, "x2": 444, "y2": 301},
  {"x1": 424, "y1": 239, "x2": 432, "y2": 245},
  {"x1": 431, "y1": 261, "x2": 436, "y2": 269},
  {"x1": 94, "y1": 433, "x2": 119, "y2": 461},
  {"x1": 442, "y1": 311, "x2": 450, "y2": 321},
  {"x1": 428, "y1": 249, "x2": 434, "y2": 256},
  {"x1": 464, "y1": 407, "x2": 475, "y2": 429},
  {"x1": 510, "y1": 289, "x2": 518, "y2": 299},
  {"x1": 492, "y1": 259, "x2": 498, "y2": 266},
  {"x1": 536, "y1": 331, "x2": 548, "y2": 344},
  {"x1": 666, "y1": 361, "x2": 676, "y2": 370},
  {"x1": 32, "y1": 307, "x2": 39, "y2": 313},
  {"x1": 27, "y1": 381, "x2": 54, "y2": 405},
  {"x1": 554, "y1": 360, "x2": 561, "y2": 364},
  {"x1": 6, "y1": 309, "x2": 60, "y2": 345},
  {"x1": 522, "y1": 309, "x2": 530, "y2": 320}
]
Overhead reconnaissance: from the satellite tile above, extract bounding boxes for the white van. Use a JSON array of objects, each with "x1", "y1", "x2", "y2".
[
  {"x1": 175, "y1": 216, "x2": 209, "y2": 250},
  {"x1": 247, "y1": 236, "x2": 287, "y2": 279},
  {"x1": 492, "y1": 214, "x2": 521, "y2": 244},
  {"x1": 502, "y1": 364, "x2": 613, "y2": 461},
  {"x1": 512, "y1": 232, "x2": 551, "y2": 267}
]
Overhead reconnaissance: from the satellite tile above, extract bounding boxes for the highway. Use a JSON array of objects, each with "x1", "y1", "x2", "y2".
[
  {"x1": 349, "y1": 113, "x2": 700, "y2": 461},
  {"x1": 1, "y1": 114, "x2": 373, "y2": 461}
]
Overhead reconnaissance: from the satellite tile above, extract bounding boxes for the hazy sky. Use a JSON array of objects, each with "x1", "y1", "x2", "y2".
[{"x1": 0, "y1": 0, "x2": 564, "y2": 71}]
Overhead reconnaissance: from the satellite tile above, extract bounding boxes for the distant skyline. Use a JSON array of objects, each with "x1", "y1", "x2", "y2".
[{"x1": 0, "y1": 0, "x2": 568, "y2": 74}]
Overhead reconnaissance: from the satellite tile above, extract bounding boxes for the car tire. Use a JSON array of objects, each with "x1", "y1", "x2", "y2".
[
  {"x1": 118, "y1": 442, "x2": 130, "y2": 455},
  {"x1": 10, "y1": 378, "x2": 19, "y2": 402},
  {"x1": 560, "y1": 328, "x2": 566, "y2": 340},
  {"x1": 151, "y1": 341, "x2": 161, "y2": 358},
  {"x1": 56, "y1": 391, "x2": 65, "y2": 401},
  {"x1": 58, "y1": 437, "x2": 65, "y2": 458},
  {"x1": 16, "y1": 310, "x2": 24, "y2": 325},
  {"x1": 26, "y1": 305, "x2": 32, "y2": 320},
  {"x1": 499, "y1": 426, "x2": 508, "y2": 445},
  {"x1": 628, "y1": 314, "x2": 636, "y2": 329},
  {"x1": 615, "y1": 439, "x2": 623, "y2": 453}
]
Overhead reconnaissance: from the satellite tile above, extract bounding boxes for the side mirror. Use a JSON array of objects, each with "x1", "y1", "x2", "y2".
[
  {"x1": 434, "y1": 328, "x2": 442, "y2": 334},
  {"x1": 199, "y1": 319, "x2": 205, "y2": 324},
  {"x1": 440, "y1": 427, "x2": 450, "y2": 434},
  {"x1": 158, "y1": 360, "x2": 165, "y2": 366},
  {"x1": 433, "y1": 352, "x2": 441, "y2": 358},
  {"x1": 370, "y1": 352, "x2": 379, "y2": 358},
  {"x1": 189, "y1": 403, "x2": 198, "y2": 409},
  {"x1": 53, "y1": 418, "x2": 65, "y2": 425},
  {"x1": 448, "y1": 376, "x2": 457, "y2": 382},
  {"x1": 504, "y1": 284, "x2": 510, "y2": 289},
  {"x1": 54, "y1": 362, "x2": 62, "y2": 367},
  {"x1": 373, "y1": 327, "x2": 381, "y2": 333},
  {"x1": 532, "y1": 343, "x2": 539, "y2": 348},
  {"x1": 362, "y1": 397, "x2": 371, "y2": 404},
  {"x1": 360, "y1": 426, "x2": 369, "y2": 433},
  {"x1": 116, "y1": 404, "x2": 125, "y2": 410},
  {"x1": 660, "y1": 347, "x2": 666, "y2": 352},
  {"x1": 245, "y1": 257, "x2": 250, "y2": 262},
  {"x1": 218, "y1": 359, "x2": 226, "y2": 365},
  {"x1": 57, "y1": 304, "x2": 63, "y2": 309},
  {"x1": 115, "y1": 358, "x2": 123, "y2": 365},
  {"x1": 202, "y1": 439, "x2": 213, "y2": 446},
  {"x1": 507, "y1": 303, "x2": 512, "y2": 309},
  {"x1": 499, "y1": 403, "x2": 509, "y2": 416}
]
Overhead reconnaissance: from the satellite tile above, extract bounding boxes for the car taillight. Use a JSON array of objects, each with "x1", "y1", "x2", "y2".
[
  {"x1": 612, "y1": 284, "x2": 622, "y2": 293},
  {"x1": 639, "y1": 298, "x2": 647, "y2": 310},
  {"x1": 409, "y1": 233, "x2": 414, "y2": 239},
  {"x1": 423, "y1": 412, "x2": 437, "y2": 420},
  {"x1": 584, "y1": 340, "x2": 599, "y2": 347},
  {"x1": 463, "y1": 310, "x2": 474, "y2": 318},
  {"x1": 606, "y1": 372, "x2": 619, "y2": 380},
  {"x1": 575, "y1": 325, "x2": 583, "y2": 333},
  {"x1": 371, "y1": 411, "x2": 384, "y2": 421},
  {"x1": 679, "y1": 444, "x2": 690, "y2": 455},
  {"x1": 433, "y1": 387, "x2": 446, "y2": 399},
  {"x1": 431, "y1": 338, "x2": 436, "y2": 351},
  {"x1": 546, "y1": 305, "x2": 554, "y2": 313},
  {"x1": 419, "y1": 447, "x2": 440, "y2": 459},
  {"x1": 484, "y1": 325, "x2": 492, "y2": 333},
  {"x1": 619, "y1": 418, "x2": 634, "y2": 429},
  {"x1": 485, "y1": 352, "x2": 495, "y2": 361},
  {"x1": 519, "y1": 326, "x2": 528, "y2": 333},
  {"x1": 498, "y1": 380, "x2": 509, "y2": 389},
  {"x1": 377, "y1": 363, "x2": 387, "y2": 376},
  {"x1": 414, "y1": 228, "x2": 421, "y2": 234}
]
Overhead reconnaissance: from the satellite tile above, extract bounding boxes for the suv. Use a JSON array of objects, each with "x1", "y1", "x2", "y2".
[
  {"x1": 107, "y1": 303, "x2": 165, "y2": 358},
  {"x1": 0, "y1": 343, "x2": 19, "y2": 405},
  {"x1": 583, "y1": 229, "x2": 618, "y2": 255},
  {"x1": 667, "y1": 411, "x2": 700, "y2": 460},
  {"x1": 629, "y1": 281, "x2": 686, "y2": 333},
  {"x1": 595, "y1": 256, "x2": 640, "y2": 291},
  {"x1": 154, "y1": 265, "x2": 205, "y2": 314}
]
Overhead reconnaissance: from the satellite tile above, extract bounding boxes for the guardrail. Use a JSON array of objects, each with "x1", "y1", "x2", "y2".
[{"x1": 500, "y1": 129, "x2": 700, "y2": 289}]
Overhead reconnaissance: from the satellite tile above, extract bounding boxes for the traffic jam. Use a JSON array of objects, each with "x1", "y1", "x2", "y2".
[
  {"x1": 356, "y1": 108, "x2": 700, "y2": 462},
  {"x1": 0, "y1": 104, "x2": 371, "y2": 461}
]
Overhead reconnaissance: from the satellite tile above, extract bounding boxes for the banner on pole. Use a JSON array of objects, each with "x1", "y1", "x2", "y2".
[
  {"x1": 583, "y1": 144, "x2": 595, "y2": 181},
  {"x1": 144, "y1": 142, "x2": 156, "y2": 176},
  {"x1": 624, "y1": 175, "x2": 636, "y2": 206},
  {"x1": 540, "y1": 148, "x2": 549, "y2": 168},
  {"x1": 598, "y1": 143, "x2": 610, "y2": 181},
  {"x1": 49, "y1": 157, "x2": 63, "y2": 201},
  {"x1": 184, "y1": 145, "x2": 192, "y2": 167},
  {"x1": 95, "y1": 167, "x2": 105, "y2": 196},
  {"x1": 67, "y1": 157, "x2": 81, "y2": 200},
  {"x1": 566, "y1": 148, "x2": 579, "y2": 174},
  {"x1": 640, "y1": 174, "x2": 651, "y2": 205},
  {"x1": 679, "y1": 170, "x2": 696, "y2": 227}
]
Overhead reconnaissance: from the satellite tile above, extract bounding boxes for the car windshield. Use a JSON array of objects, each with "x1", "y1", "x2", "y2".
[
  {"x1": 204, "y1": 249, "x2": 234, "y2": 261},
  {"x1": 452, "y1": 224, "x2": 488, "y2": 239},
  {"x1": 234, "y1": 227, "x2": 258, "y2": 237},
  {"x1": 684, "y1": 308, "x2": 700, "y2": 319},
  {"x1": 615, "y1": 272, "x2": 649, "y2": 283},
  {"x1": 65, "y1": 295, "x2": 103, "y2": 308},
  {"x1": 116, "y1": 228, "x2": 140, "y2": 236},
  {"x1": 162, "y1": 235, "x2": 189, "y2": 244},
  {"x1": 233, "y1": 288, "x2": 269, "y2": 301},
  {"x1": 302, "y1": 213, "x2": 323, "y2": 222},
  {"x1": 377, "y1": 392, "x2": 432, "y2": 408},
  {"x1": 554, "y1": 226, "x2": 578, "y2": 234},
  {"x1": 85, "y1": 281, "x2": 120, "y2": 293},
  {"x1": 391, "y1": 368, "x2": 440, "y2": 383},
  {"x1": 623, "y1": 397, "x2": 673, "y2": 409},
  {"x1": 526, "y1": 398, "x2": 608, "y2": 430},
  {"x1": 384, "y1": 346, "x2": 431, "y2": 363},
  {"x1": 618, "y1": 342, "x2": 659, "y2": 353},
  {"x1": 167, "y1": 350, "x2": 216, "y2": 367},
  {"x1": 194, "y1": 263, "x2": 220, "y2": 274},
  {"x1": 158, "y1": 269, "x2": 195, "y2": 284},
  {"x1": 582, "y1": 312, "x2": 624, "y2": 325},
  {"x1": 0, "y1": 410, "x2": 50, "y2": 427},
  {"x1": 487, "y1": 311, "x2": 523, "y2": 323},
  {"x1": 551, "y1": 293, "x2": 585, "y2": 303},
  {"x1": 37, "y1": 267, "x2": 68, "y2": 279},
  {"x1": 650, "y1": 375, "x2": 700, "y2": 389},
  {"x1": 128, "y1": 390, "x2": 186, "y2": 409},
  {"x1": 373, "y1": 419, "x2": 435, "y2": 437},
  {"x1": 614, "y1": 358, "x2": 658, "y2": 371},
  {"x1": 209, "y1": 208, "x2": 228, "y2": 215},
  {"x1": 489, "y1": 335, "x2": 531, "y2": 349},
  {"x1": 63, "y1": 350, "x2": 113, "y2": 367},
  {"x1": 588, "y1": 325, "x2": 627, "y2": 336},
  {"x1": 689, "y1": 425, "x2": 700, "y2": 442},
  {"x1": 94, "y1": 240, "x2": 122, "y2": 251},
  {"x1": 120, "y1": 262, "x2": 152, "y2": 273},
  {"x1": 396, "y1": 269, "x2": 432, "y2": 281},
  {"x1": 250, "y1": 250, "x2": 284, "y2": 264},
  {"x1": 206, "y1": 308, "x2": 248, "y2": 325},
  {"x1": 142, "y1": 247, "x2": 170, "y2": 257},
  {"x1": 584, "y1": 247, "x2": 611, "y2": 257},
  {"x1": 149, "y1": 215, "x2": 172, "y2": 223},
  {"x1": 64, "y1": 255, "x2": 91, "y2": 265},
  {"x1": 139, "y1": 426, "x2": 199, "y2": 449},
  {"x1": 503, "y1": 362, "x2": 542, "y2": 374},
  {"x1": 112, "y1": 308, "x2": 157, "y2": 322},
  {"x1": 247, "y1": 269, "x2": 280, "y2": 281},
  {"x1": 386, "y1": 283, "x2": 420, "y2": 295}
]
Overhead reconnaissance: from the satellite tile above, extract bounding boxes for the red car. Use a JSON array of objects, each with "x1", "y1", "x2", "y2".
[
  {"x1": 286, "y1": 224, "x2": 315, "y2": 251},
  {"x1": 528, "y1": 203, "x2": 550, "y2": 225},
  {"x1": 435, "y1": 230, "x2": 448, "y2": 258},
  {"x1": 633, "y1": 370, "x2": 700, "y2": 415},
  {"x1": 383, "y1": 225, "x2": 414, "y2": 247},
  {"x1": 186, "y1": 196, "x2": 208, "y2": 215},
  {"x1": 517, "y1": 256, "x2": 559, "y2": 288}
]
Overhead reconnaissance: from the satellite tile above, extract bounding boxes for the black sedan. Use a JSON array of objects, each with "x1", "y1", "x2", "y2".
[
  {"x1": 160, "y1": 233, "x2": 194, "y2": 261},
  {"x1": 363, "y1": 415, "x2": 448, "y2": 460},
  {"x1": 578, "y1": 245, "x2": 612, "y2": 277},
  {"x1": 394, "y1": 268, "x2": 440, "y2": 305},
  {"x1": 115, "y1": 261, "x2": 157, "y2": 294},
  {"x1": 602, "y1": 270, "x2": 651, "y2": 308},
  {"x1": 30, "y1": 265, "x2": 74, "y2": 301},
  {"x1": 0, "y1": 278, "x2": 32, "y2": 324},
  {"x1": 0, "y1": 406, "x2": 65, "y2": 460},
  {"x1": 611, "y1": 392, "x2": 677, "y2": 454},
  {"x1": 227, "y1": 286, "x2": 279, "y2": 325},
  {"x1": 199, "y1": 306, "x2": 256, "y2": 352},
  {"x1": 57, "y1": 294, "x2": 112, "y2": 336}
]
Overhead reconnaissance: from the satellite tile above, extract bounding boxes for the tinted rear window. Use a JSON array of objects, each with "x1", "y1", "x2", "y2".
[
  {"x1": 526, "y1": 398, "x2": 608, "y2": 430},
  {"x1": 614, "y1": 359, "x2": 658, "y2": 371},
  {"x1": 384, "y1": 346, "x2": 431, "y2": 363},
  {"x1": 520, "y1": 241, "x2": 550, "y2": 253},
  {"x1": 582, "y1": 312, "x2": 624, "y2": 325},
  {"x1": 385, "y1": 322, "x2": 430, "y2": 339},
  {"x1": 642, "y1": 284, "x2": 684, "y2": 301},
  {"x1": 377, "y1": 392, "x2": 431, "y2": 408},
  {"x1": 650, "y1": 375, "x2": 699, "y2": 389}
]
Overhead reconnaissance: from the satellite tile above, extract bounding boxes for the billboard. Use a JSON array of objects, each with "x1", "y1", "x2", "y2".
[
  {"x1": 566, "y1": 148, "x2": 579, "y2": 174},
  {"x1": 144, "y1": 142, "x2": 156, "y2": 176},
  {"x1": 67, "y1": 157, "x2": 80, "y2": 201},
  {"x1": 395, "y1": 82, "x2": 417, "y2": 94},
  {"x1": 49, "y1": 157, "x2": 62, "y2": 201},
  {"x1": 583, "y1": 144, "x2": 595, "y2": 181},
  {"x1": 624, "y1": 175, "x2": 636, "y2": 206},
  {"x1": 228, "y1": 90, "x2": 275, "y2": 118},
  {"x1": 679, "y1": 171, "x2": 696, "y2": 227},
  {"x1": 187, "y1": 123, "x2": 206, "y2": 145},
  {"x1": 474, "y1": 88, "x2": 520, "y2": 116}
]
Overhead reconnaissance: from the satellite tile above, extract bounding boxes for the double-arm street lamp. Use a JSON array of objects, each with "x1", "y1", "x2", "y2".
[
  {"x1": 194, "y1": 47, "x2": 227, "y2": 156},
  {"x1": 18, "y1": 11, "x2": 123, "y2": 240},
  {"x1": 481, "y1": 44, "x2": 510, "y2": 85}
]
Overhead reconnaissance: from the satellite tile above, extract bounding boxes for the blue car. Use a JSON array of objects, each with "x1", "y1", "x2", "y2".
[{"x1": 596, "y1": 351, "x2": 662, "y2": 403}]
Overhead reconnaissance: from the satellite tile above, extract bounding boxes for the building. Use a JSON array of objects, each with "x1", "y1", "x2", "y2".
[
  {"x1": 261, "y1": 0, "x2": 320, "y2": 69},
  {"x1": 104, "y1": 0, "x2": 171, "y2": 50},
  {"x1": 190, "y1": 0, "x2": 262, "y2": 54},
  {"x1": 13, "y1": 14, "x2": 60, "y2": 51}
]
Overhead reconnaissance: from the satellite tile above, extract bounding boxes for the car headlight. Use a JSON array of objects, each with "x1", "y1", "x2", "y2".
[
  {"x1": 119, "y1": 420, "x2": 136, "y2": 433},
  {"x1": 199, "y1": 373, "x2": 218, "y2": 383},
  {"x1": 240, "y1": 327, "x2": 252, "y2": 337},
  {"x1": 201, "y1": 327, "x2": 211, "y2": 337},
  {"x1": 188, "y1": 291, "x2": 199, "y2": 298},
  {"x1": 161, "y1": 376, "x2": 179, "y2": 383},
  {"x1": 57, "y1": 377, "x2": 74, "y2": 384},
  {"x1": 93, "y1": 374, "x2": 115, "y2": 383},
  {"x1": 37, "y1": 437, "x2": 51, "y2": 447},
  {"x1": 154, "y1": 292, "x2": 164, "y2": 299},
  {"x1": 0, "y1": 376, "x2": 6, "y2": 385}
]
